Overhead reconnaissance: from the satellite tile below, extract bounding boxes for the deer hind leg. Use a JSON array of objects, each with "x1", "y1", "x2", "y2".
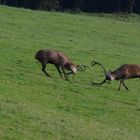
[
  {"x1": 41, "y1": 63, "x2": 51, "y2": 77},
  {"x1": 122, "y1": 80, "x2": 129, "y2": 91},
  {"x1": 55, "y1": 65, "x2": 63, "y2": 78}
]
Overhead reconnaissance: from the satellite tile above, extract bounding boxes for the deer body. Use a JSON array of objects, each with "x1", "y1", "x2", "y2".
[
  {"x1": 35, "y1": 49, "x2": 77, "y2": 80},
  {"x1": 106, "y1": 64, "x2": 140, "y2": 90}
]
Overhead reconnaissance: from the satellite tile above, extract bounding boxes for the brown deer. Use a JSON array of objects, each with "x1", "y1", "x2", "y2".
[
  {"x1": 35, "y1": 49, "x2": 77, "y2": 80},
  {"x1": 91, "y1": 61, "x2": 140, "y2": 90},
  {"x1": 106, "y1": 64, "x2": 140, "y2": 90}
]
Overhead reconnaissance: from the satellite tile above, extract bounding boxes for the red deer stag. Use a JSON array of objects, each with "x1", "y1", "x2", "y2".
[
  {"x1": 91, "y1": 61, "x2": 140, "y2": 90},
  {"x1": 35, "y1": 49, "x2": 77, "y2": 80},
  {"x1": 106, "y1": 64, "x2": 140, "y2": 90}
]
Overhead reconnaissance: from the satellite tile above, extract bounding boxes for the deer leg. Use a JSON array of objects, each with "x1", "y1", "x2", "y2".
[
  {"x1": 66, "y1": 71, "x2": 75, "y2": 79},
  {"x1": 55, "y1": 65, "x2": 63, "y2": 78},
  {"x1": 72, "y1": 74, "x2": 75, "y2": 79},
  {"x1": 122, "y1": 80, "x2": 129, "y2": 91},
  {"x1": 41, "y1": 63, "x2": 51, "y2": 77},
  {"x1": 61, "y1": 66, "x2": 68, "y2": 80},
  {"x1": 118, "y1": 80, "x2": 122, "y2": 90}
]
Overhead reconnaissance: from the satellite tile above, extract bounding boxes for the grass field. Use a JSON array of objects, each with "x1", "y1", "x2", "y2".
[{"x1": 0, "y1": 5, "x2": 140, "y2": 140}]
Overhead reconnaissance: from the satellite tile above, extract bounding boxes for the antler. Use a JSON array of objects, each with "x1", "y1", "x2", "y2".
[
  {"x1": 91, "y1": 61, "x2": 107, "y2": 75},
  {"x1": 77, "y1": 64, "x2": 89, "y2": 72},
  {"x1": 66, "y1": 64, "x2": 89, "y2": 76},
  {"x1": 91, "y1": 61, "x2": 107, "y2": 85},
  {"x1": 66, "y1": 64, "x2": 89, "y2": 79}
]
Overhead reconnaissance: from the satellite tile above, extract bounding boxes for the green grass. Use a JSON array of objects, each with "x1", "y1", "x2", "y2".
[{"x1": 0, "y1": 5, "x2": 140, "y2": 140}]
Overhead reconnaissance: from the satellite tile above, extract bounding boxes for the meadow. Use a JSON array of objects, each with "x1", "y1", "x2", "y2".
[{"x1": 0, "y1": 5, "x2": 140, "y2": 140}]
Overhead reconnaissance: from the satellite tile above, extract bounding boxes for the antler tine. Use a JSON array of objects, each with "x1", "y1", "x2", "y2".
[
  {"x1": 77, "y1": 64, "x2": 89, "y2": 72},
  {"x1": 66, "y1": 71, "x2": 73, "y2": 75},
  {"x1": 91, "y1": 60, "x2": 98, "y2": 66},
  {"x1": 82, "y1": 64, "x2": 89, "y2": 69},
  {"x1": 91, "y1": 78, "x2": 107, "y2": 85}
]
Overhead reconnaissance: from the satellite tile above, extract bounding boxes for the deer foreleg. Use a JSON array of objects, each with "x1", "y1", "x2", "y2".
[
  {"x1": 55, "y1": 65, "x2": 63, "y2": 78},
  {"x1": 118, "y1": 80, "x2": 122, "y2": 90},
  {"x1": 42, "y1": 63, "x2": 51, "y2": 77},
  {"x1": 66, "y1": 71, "x2": 75, "y2": 79},
  {"x1": 122, "y1": 80, "x2": 129, "y2": 91},
  {"x1": 61, "y1": 66, "x2": 68, "y2": 80}
]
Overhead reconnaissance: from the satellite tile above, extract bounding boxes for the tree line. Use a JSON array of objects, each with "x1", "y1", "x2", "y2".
[{"x1": 0, "y1": 0, "x2": 140, "y2": 14}]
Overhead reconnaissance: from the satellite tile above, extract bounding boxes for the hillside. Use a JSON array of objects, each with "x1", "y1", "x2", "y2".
[{"x1": 0, "y1": 6, "x2": 140, "y2": 140}]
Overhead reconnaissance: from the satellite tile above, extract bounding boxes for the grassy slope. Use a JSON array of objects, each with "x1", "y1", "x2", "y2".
[{"x1": 0, "y1": 6, "x2": 140, "y2": 140}]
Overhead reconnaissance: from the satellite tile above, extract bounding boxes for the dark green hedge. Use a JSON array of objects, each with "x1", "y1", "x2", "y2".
[{"x1": 0, "y1": 0, "x2": 140, "y2": 13}]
